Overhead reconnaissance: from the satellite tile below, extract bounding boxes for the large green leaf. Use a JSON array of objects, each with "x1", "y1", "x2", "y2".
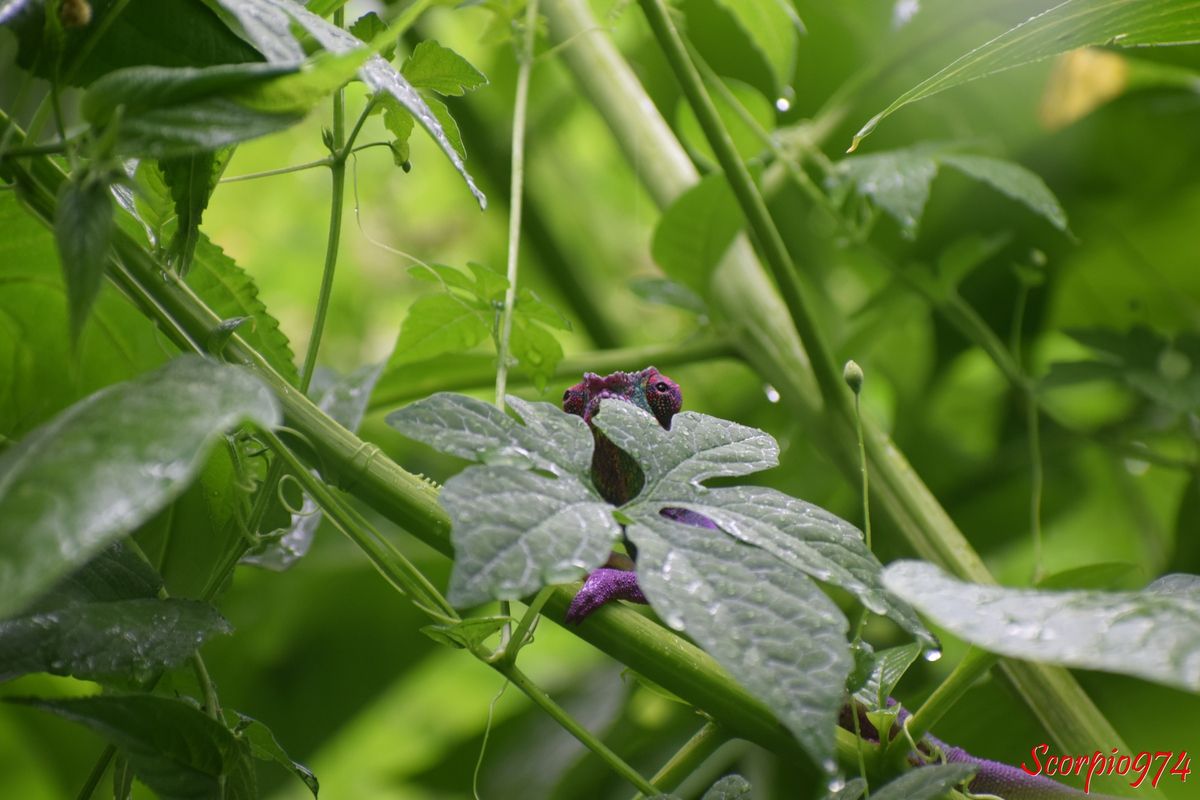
[
  {"x1": 632, "y1": 513, "x2": 851, "y2": 772},
  {"x1": 9, "y1": 694, "x2": 256, "y2": 799},
  {"x1": 851, "y1": 0, "x2": 1200, "y2": 150},
  {"x1": 871, "y1": 763, "x2": 978, "y2": 800},
  {"x1": 0, "y1": 193, "x2": 166, "y2": 439},
  {"x1": 402, "y1": 40, "x2": 488, "y2": 96},
  {"x1": 204, "y1": 0, "x2": 487, "y2": 207},
  {"x1": 592, "y1": 401, "x2": 932, "y2": 646},
  {"x1": 388, "y1": 394, "x2": 619, "y2": 605},
  {"x1": 0, "y1": 598, "x2": 231, "y2": 682},
  {"x1": 389, "y1": 293, "x2": 491, "y2": 367},
  {"x1": 53, "y1": 173, "x2": 115, "y2": 345},
  {"x1": 651, "y1": 171, "x2": 743, "y2": 296},
  {"x1": 711, "y1": 0, "x2": 803, "y2": 94},
  {"x1": 159, "y1": 149, "x2": 232, "y2": 276},
  {"x1": 0, "y1": 356, "x2": 280, "y2": 618},
  {"x1": 883, "y1": 561, "x2": 1200, "y2": 692}
]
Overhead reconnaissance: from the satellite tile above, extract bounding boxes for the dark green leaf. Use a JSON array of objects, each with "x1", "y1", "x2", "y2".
[
  {"x1": 401, "y1": 40, "x2": 487, "y2": 96},
  {"x1": 54, "y1": 173, "x2": 114, "y2": 344},
  {"x1": 159, "y1": 149, "x2": 231, "y2": 276},
  {"x1": 872, "y1": 764, "x2": 977, "y2": 800},
  {"x1": 853, "y1": 642, "x2": 922, "y2": 710},
  {"x1": 389, "y1": 293, "x2": 490, "y2": 366},
  {"x1": 939, "y1": 153, "x2": 1069, "y2": 232},
  {"x1": 1035, "y1": 562, "x2": 1143, "y2": 591},
  {"x1": 631, "y1": 513, "x2": 850, "y2": 772},
  {"x1": 350, "y1": 11, "x2": 394, "y2": 60},
  {"x1": 651, "y1": 171, "x2": 743, "y2": 296},
  {"x1": 9, "y1": 694, "x2": 255, "y2": 800},
  {"x1": 230, "y1": 711, "x2": 319, "y2": 797},
  {"x1": 388, "y1": 394, "x2": 620, "y2": 605},
  {"x1": 701, "y1": 773, "x2": 752, "y2": 800},
  {"x1": 851, "y1": 0, "x2": 1200, "y2": 150},
  {"x1": 883, "y1": 561, "x2": 1200, "y2": 692},
  {"x1": 423, "y1": 92, "x2": 466, "y2": 160},
  {"x1": 824, "y1": 777, "x2": 866, "y2": 800},
  {"x1": 0, "y1": 598, "x2": 231, "y2": 682},
  {"x1": 43, "y1": 542, "x2": 163, "y2": 607},
  {"x1": 0, "y1": 356, "x2": 280, "y2": 618}
]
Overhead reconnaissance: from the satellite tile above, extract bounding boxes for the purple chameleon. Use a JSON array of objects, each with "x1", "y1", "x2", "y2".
[{"x1": 559, "y1": 367, "x2": 1110, "y2": 799}]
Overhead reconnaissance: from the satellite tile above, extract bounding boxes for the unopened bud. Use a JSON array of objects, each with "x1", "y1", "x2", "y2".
[
  {"x1": 59, "y1": 0, "x2": 92, "y2": 27},
  {"x1": 843, "y1": 360, "x2": 864, "y2": 394}
]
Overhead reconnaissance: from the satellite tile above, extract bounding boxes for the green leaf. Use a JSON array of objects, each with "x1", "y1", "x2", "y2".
[
  {"x1": 853, "y1": 642, "x2": 922, "y2": 710},
  {"x1": 850, "y1": 0, "x2": 1200, "y2": 150},
  {"x1": 402, "y1": 40, "x2": 488, "y2": 96},
  {"x1": 185, "y1": 234, "x2": 300, "y2": 385},
  {"x1": 871, "y1": 763, "x2": 977, "y2": 800},
  {"x1": 516, "y1": 289, "x2": 572, "y2": 331},
  {"x1": 509, "y1": 313, "x2": 564, "y2": 392},
  {"x1": 408, "y1": 262, "x2": 475, "y2": 293},
  {"x1": 420, "y1": 615, "x2": 512, "y2": 649},
  {"x1": 466, "y1": 261, "x2": 508, "y2": 302},
  {"x1": 711, "y1": 0, "x2": 802, "y2": 94},
  {"x1": 591, "y1": 401, "x2": 932, "y2": 646},
  {"x1": 243, "y1": 363, "x2": 383, "y2": 570},
  {"x1": 388, "y1": 394, "x2": 621, "y2": 605},
  {"x1": 350, "y1": 11, "x2": 395, "y2": 60},
  {"x1": 677, "y1": 79, "x2": 774, "y2": 167},
  {"x1": 389, "y1": 293, "x2": 491, "y2": 366},
  {"x1": 205, "y1": 0, "x2": 487, "y2": 207},
  {"x1": 54, "y1": 173, "x2": 114, "y2": 344},
  {"x1": 631, "y1": 513, "x2": 850, "y2": 772},
  {"x1": 43, "y1": 542, "x2": 164, "y2": 607},
  {"x1": 833, "y1": 146, "x2": 1068, "y2": 237},
  {"x1": 82, "y1": 62, "x2": 306, "y2": 157},
  {"x1": 824, "y1": 777, "x2": 866, "y2": 800},
  {"x1": 701, "y1": 774, "x2": 752, "y2": 800},
  {"x1": 9, "y1": 694, "x2": 256, "y2": 800},
  {"x1": 159, "y1": 149, "x2": 231, "y2": 276},
  {"x1": 1035, "y1": 562, "x2": 1143, "y2": 591},
  {"x1": 629, "y1": 278, "x2": 708, "y2": 316},
  {"x1": 229, "y1": 711, "x2": 318, "y2": 797},
  {"x1": 0, "y1": 598, "x2": 231, "y2": 682},
  {"x1": 0, "y1": 356, "x2": 280, "y2": 618},
  {"x1": 651, "y1": 171, "x2": 743, "y2": 296},
  {"x1": 938, "y1": 153, "x2": 1069, "y2": 232},
  {"x1": 883, "y1": 561, "x2": 1200, "y2": 692},
  {"x1": 423, "y1": 92, "x2": 466, "y2": 160}
]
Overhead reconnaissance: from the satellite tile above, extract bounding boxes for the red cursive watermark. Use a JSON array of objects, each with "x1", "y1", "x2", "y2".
[{"x1": 1022, "y1": 743, "x2": 1191, "y2": 794}]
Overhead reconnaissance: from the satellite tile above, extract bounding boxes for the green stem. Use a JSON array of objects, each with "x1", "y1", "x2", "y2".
[
  {"x1": 220, "y1": 158, "x2": 332, "y2": 184},
  {"x1": 299, "y1": 7, "x2": 348, "y2": 393},
  {"x1": 886, "y1": 647, "x2": 998, "y2": 767},
  {"x1": 190, "y1": 652, "x2": 222, "y2": 720},
  {"x1": 494, "y1": 0, "x2": 539, "y2": 411},
  {"x1": 500, "y1": 664, "x2": 658, "y2": 796},
  {"x1": 0, "y1": 141, "x2": 71, "y2": 158},
  {"x1": 496, "y1": 586, "x2": 554, "y2": 665},
  {"x1": 74, "y1": 745, "x2": 115, "y2": 800},
  {"x1": 633, "y1": 720, "x2": 727, "y2": 799}
]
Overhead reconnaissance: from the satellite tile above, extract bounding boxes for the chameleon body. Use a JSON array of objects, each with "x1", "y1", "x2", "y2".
[{"x1": 561, "y1": 367, "x2": 1108, "y2": 800}]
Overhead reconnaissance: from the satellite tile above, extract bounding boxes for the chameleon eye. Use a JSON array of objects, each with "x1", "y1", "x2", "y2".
[{"x1": 655, "y1": 381, "x2": 669, "y2": 392}]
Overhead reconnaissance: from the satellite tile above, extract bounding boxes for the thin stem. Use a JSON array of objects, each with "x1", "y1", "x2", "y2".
[
  {"x1": 501, "y1": 664, "x2": 658, "y2": 796},
  {"x1": 0, "y1": 141, "x2": 70, "y2": 158},
  {"x1": 219, "y1": 158, "x2": 332, "y2": 184},
  {"x1": 885, "y1": 647, "x2": 998, "y2": 767},
  {"x1": 633, "y1": 720, "x2": 727, "y2": 799},
  {"x1": 1011, "y1": 284, "x2": 1045, "y2": 582},
  {"x1": 74, "y1": 745, "x2": 115, "y2": 800},
  {"x1": 637, "y1": 0, "x2": 852, "y2": 427},
  {"x1": 298, "y1": 7, "x2": 348, "y2": 393},
  {"x1": 495, "y1": 587, "x2": 555, "y2": 665},
  {"x1": 855, "y1": 391, "x2": 871, "y2": 553},
  {"x1": 190, "y1": 652, "x2": 221, "y2": 719},
  {"x1": 340, "y1": 96, "x2": 378, "y2": 158},
  {"x1": 494, "y1": 0, "x2": 540, "y2": 411}
]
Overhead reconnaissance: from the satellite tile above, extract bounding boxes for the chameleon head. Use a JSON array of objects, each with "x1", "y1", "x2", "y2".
[{"x1": 562, "y1": 366, "x2": 682, "y2": 429}]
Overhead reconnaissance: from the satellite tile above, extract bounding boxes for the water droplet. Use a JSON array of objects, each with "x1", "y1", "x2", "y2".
[
  {"x1": 922, "y1": 647, "x2": 942, "y2": 662},
  {"x1": 664, "y1": 610, "x2": 686, "y2": 630},
  {"x1": 892, "y1": 0, "x2": 920, "y2": 27},
  {"x1": 763, "y1": 384, "x2": 781, "y2": 403},
  {"x1": 1124, "y1": 457, "x2": 1150, "y2": 476},
  {"x1": 775, "y1": 96, "x2": 791, "y2": 112}
]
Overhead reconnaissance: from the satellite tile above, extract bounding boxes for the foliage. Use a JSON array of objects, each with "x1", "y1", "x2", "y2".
[{"x1": 1, "y1": 0, "x2": 1199, "y2": 798}]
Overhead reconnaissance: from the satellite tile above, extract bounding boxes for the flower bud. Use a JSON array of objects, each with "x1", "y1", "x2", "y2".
[{"x1": 843, "y1": 360, "x2": 864, "y2": 395}]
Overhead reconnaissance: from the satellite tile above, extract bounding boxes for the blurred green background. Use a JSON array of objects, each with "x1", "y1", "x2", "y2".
[{"x1": 2, "y1": 0, "x2": 1199, "y2": 797}]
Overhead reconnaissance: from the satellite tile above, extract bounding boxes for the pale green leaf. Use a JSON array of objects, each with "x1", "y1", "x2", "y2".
[
  {"x1": 711, "y1": 0, "x2": 803, "y2": 93},
  {"x1": 402, "y1": 40, "x2": 488, "y2": 96},
  {"x1": 824, "y1": 777, "x2": 866, "y2": 800},
  {"x1": 632, "y1": 513, "x2": 851, "y2": 772},
  {"x1": 390, "y1": 293, "x2": 490, "y2": 366},
  {"x1": 509, "y1": 313, "x2": 564, "y2": 392},
  {"x1": 853, "y1": 642, "x2": 922, "y2": 710},
  {"x1": 651, "y1": 171, "x2": 743, "y2": 296},
  {"x1": 420, "y1": 615, "x2": 512, "y2": 649},
  {"x1": 0, "y1": 356, "x2": 280, "y2": 618},
  {"x1": 677, "y1": 79, "x2": 774, "y2": 167},
  {"x1": 883, "y1": 561, "x2": 1200, "y2": 692},
  {"x1": 0, "y1": 598, "x2": 231, "y2": 682},
  {"x1": 851, "y1": 0, "x2": 1200, "y2": 150},
  {"x1": 702, "y1": 774, "x2": 752, "y2": 800}
]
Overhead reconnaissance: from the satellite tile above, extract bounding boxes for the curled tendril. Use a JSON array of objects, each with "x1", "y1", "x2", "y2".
[{"x1": 276, "y1": 473, "x2": 316, "y2": 517}]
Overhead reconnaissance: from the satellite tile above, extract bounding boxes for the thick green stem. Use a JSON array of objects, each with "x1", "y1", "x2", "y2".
[{"x1": 634, "y1": 720, "x2": 728, "y2": 799}]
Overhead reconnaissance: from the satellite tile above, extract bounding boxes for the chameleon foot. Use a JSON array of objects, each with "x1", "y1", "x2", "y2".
[{"x1": 565, "y1": 567, "x2": 647, "y2": 624}]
